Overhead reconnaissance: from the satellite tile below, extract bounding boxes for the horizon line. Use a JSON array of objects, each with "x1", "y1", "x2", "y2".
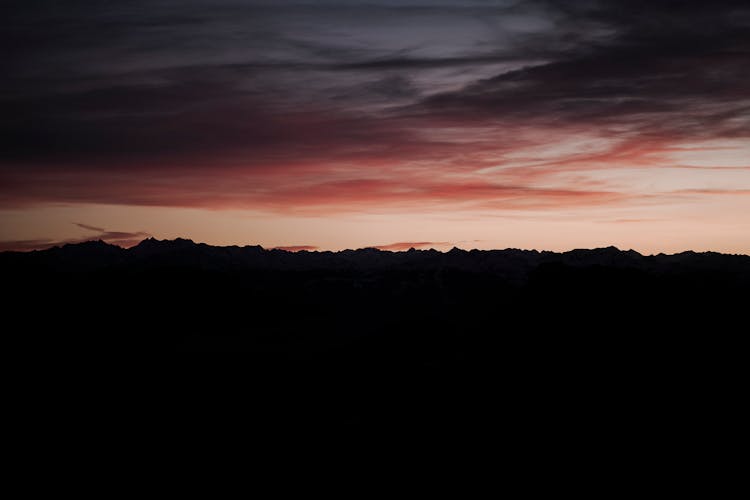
[{"x1": 2, "y1": 236, "x2": 749, "y2": 258}]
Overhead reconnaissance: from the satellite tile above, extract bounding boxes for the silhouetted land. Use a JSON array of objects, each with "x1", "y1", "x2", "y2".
[
  {"x1": 5, "y1": 237, "x2": 747, "y2": 353},
  {"x1": 6, "y1": 238, "x2": 747, "y2": 430}
]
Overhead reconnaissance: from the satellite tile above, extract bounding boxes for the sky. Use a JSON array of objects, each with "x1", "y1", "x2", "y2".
[{"x1": 1, "y1": 0, "x2": 749, "y2": 253}]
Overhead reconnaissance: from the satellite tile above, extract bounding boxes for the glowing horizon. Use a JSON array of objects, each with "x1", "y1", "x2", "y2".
[{"x1": 2, "y1": 1, "x2": 749, "y2": 253}]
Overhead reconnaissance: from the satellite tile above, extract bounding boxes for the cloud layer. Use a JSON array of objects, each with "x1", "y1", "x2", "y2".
[{"x1": 1, "y1": 1, "x2": 748, "y2": 248}]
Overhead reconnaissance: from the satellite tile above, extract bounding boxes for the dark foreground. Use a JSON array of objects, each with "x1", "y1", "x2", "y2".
[
  {"x1": 5, "y1": 238, "x2": 748, "y2": 355},
  {"x1": 4, "y1": 238, "x2": 746, "y2": 432}
]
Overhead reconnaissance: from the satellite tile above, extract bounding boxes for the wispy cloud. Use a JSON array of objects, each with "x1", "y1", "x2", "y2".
[
  {"x1": 674, "y1": 189, "x2": 750, "y2": 196},
  {"x1": 604, "y1": 219, "x2": 663, "y2": 224},
  {"x1": 1, "y1": 0, "x2": 748, "y2": 241},
  {"x1": 74, "y1": 223, "x2": 105, "y2": 232}
]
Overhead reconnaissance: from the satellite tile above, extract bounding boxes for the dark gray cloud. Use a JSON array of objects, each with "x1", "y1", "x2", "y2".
[{"x1": 416, "y1": 0, "x2": 750, "y2": 140}]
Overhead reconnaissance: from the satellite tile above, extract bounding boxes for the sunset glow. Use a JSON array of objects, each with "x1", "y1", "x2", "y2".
[{"x1": 2, "y1": 1, "x2": 749, "y2": 253}]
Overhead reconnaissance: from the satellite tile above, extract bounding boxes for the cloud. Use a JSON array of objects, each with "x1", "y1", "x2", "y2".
[
  {"x1": 604, "y1": 219, "x2": 662, "y2": 224},
  {"x1": 74, "y1": 223, "x2": 105, "y2": 232},
  {"x1": 415, "y1": 1, "x2": 750, "y2": 143},
  {"x1": 0, "y1": 171, "x2": 632, "y2": 213},
  {"x1": 330, "y1": 54, "x2": 526, "y2": 71},
  {"x1": 0, "y1": 0, "x2": 748, "y2": 216},
  {"x1": 675, "y1": 189, "x2": 750, "y2": 196}
]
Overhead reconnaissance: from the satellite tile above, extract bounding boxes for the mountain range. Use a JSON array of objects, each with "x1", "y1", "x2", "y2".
[
  {"x1": 5, "y1": 237, "x2": 746, "y2": 431},
  {"x1": 4, "y1": 238, "x2": 747, "y2": 368},
  {"x1": 3, "y1": 238, "x2": 749, "y2": 283}
]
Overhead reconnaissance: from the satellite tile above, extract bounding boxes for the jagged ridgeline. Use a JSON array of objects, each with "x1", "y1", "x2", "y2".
[
  {"x1": 3, "y1": 238, "x2": 748, "y2": 358},
  {"x1": 4, "y1": 237, "x2": 749, "y2": 275}
]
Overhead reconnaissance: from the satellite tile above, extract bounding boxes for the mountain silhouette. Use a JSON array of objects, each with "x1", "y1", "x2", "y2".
[
  {"x1": 4, "y1": 238, "x2": 747, "y2": 355},
  {"x1": 6, "y1": 238, "x2": 746, "y2": 430},
  {"x1": 4, "y1": 238, "x2": 749, "y2": 278}
]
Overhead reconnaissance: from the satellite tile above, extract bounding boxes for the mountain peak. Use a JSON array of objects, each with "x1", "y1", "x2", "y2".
[
  {"x1": 61, "y1": 239, "x2": 113, "y2": 249},
  {"x1": 133, "y1": 237, "x2": 196, "y2": 247}
]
